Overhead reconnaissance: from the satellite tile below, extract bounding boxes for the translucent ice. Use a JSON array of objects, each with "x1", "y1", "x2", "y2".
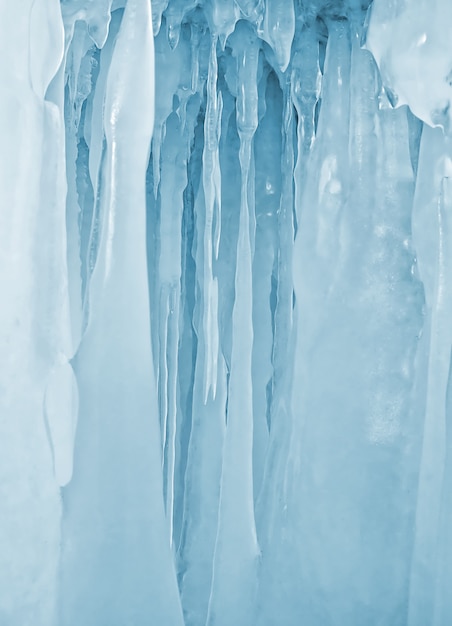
[
  {"x1": 2, "y1": 1, "x2": 452, "y2": 625},
  {"x1": 366, "y1": 0, "x2": 452, "y2": 130}
]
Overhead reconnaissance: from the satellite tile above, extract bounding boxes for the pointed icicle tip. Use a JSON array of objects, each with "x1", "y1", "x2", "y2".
[{"x1": 167, "y1": 19, "x2": 181, "y2": 50}]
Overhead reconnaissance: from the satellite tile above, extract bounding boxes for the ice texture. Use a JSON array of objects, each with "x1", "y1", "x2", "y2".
[
  {"x1": 366, "y1": 0, "x2": 452, "y2": 131},
  {"x1": 1, "y1": 0, "x2": 452, "y2": 625}
]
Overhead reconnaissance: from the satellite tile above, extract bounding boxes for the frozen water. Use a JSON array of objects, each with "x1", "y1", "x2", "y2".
[
  {"x1": 366, "y1": 0, "x2": 452, "y2": 131},
  {"x1": 1, "y1": 0, "x2": 452, "y2": 625}
]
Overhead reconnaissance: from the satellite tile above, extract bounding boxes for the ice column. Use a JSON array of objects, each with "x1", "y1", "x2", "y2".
[{"x1": 0, "y1": 2, "x2": 68, "y2": 624}]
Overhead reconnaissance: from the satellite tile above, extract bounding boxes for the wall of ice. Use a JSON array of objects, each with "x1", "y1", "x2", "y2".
[{"x1": 1, "y1": 0, "x2": 452, "y2": 624}]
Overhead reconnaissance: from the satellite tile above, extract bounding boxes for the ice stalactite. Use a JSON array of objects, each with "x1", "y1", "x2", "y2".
[
  {"x1": 3, "y1": 0, "x2": 452, "y2": 625},
  {"x1": 155, "y1": 45, "x2": 192, "y2": 542},
  {"x1": 58, "y1": 1, "x2": 183, "y2": 624},
  {"x1": 251, "y1": 66, "x2": 280, "y2": 501},
  {"x1": 205, "y1": 19, "x2": 261, "y2": 626},
  {"x1": 407, "y1": 127, "x2": 452, "y2": 626},
  {"x1": 286, "y1": 17, "x2": 424, "y2": 622},
  {"x1": 201, "y1": 36, "x2": 221, "y2": 403},
  {"x1": 0, "y1": 1, "x2": 67, "y2": 623},
  {"x1": 260, "y1": 0, "x2": 295, "y2": 71}
]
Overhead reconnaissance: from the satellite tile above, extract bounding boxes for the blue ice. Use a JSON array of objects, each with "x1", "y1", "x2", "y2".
[{"x1": 0, "y1": 1, "x2": 451, "y2": 625}]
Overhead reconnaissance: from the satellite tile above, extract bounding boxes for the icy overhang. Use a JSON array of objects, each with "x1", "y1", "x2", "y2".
[{"x1": 365, "y1": 0, "x2": 452, "y2": 132}]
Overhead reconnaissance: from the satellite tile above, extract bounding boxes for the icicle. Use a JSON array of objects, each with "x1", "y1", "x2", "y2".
[
  {"x1": 177, "y1": 108, "x2": 227, "y2": 624},
  {"x1": 86, "y1": 12, "x2": 121, "y2": 196},
  {"x1": 81, "y1": 10, "x2": 122, "y2": 332},
  {"x1": 64, "y1": 22, "x2": 92, "y2": 130},
  {"x1": 285, "y1": 19, "x2": 423, "y2": 623},
  {"x1": 190, "y1": 13, "x2": 203, "y2": 93},
  {"x1": 86, "y1": 0, "x2": 113, "y2": 48},
  {"x1": 148, "y1": 25, "x2": 195, "y2": 543},
  {"x1": 251, "y1": 67, "x2": 281, "y2": 503},
  {"x1": 407, "y1": 128, "x2": 452, "y2": 626},
  {"x1": 206, "y1": 19, "x2": 260, "y2": 626},
  {"x1": 291, "y1": 24, "x2": 321, "y2": 225},
  {"x1": 60, "y1": 1, "x2": 113, "y2": 50},
  {"x1": 158, "y1": 111, "x2": 189, "y2": 543},
  {"x1": 286, "y1": 18, "x2": 353, "y2": 620},
  {"x1": 234, "y1": 0, "x2": 264, "y2": 22},
  {"x1": 200, "y1": 36, "x2": 222, "y2": 403},
  {"x1": 260, "y1": 0, "x2": 295, "y2": 72},
  {"x1": 164, "y1": 0, "x2": 197, "y2": 50},
  {"x1": 254, "y1": 66, "x2": 298, "y2": 626},
  {"x1": 0, "y1": 1, "x2": 68, "y2": 622},
  {"x1": 152, "y1": 24, "x2": 186, "y2": 197},
  {"x1": 62, "y1": 21, "x2": 102, "y2": 352},
  {"x1": 207, "y1": 0, "x2": 239, "y2": 49},
  {"x1": 152, "y1": 0, "x2": 169, "y2": 36},
  {"x1": 58, "y1": 1, "x2": 185, "y2": 623}
]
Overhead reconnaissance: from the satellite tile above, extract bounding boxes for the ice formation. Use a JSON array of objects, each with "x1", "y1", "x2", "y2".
[{"x1": 1, "y1": 0, "x2": 452, "y2": 624}]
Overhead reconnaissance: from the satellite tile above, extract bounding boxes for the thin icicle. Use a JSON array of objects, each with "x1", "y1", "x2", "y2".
[
  {"x1": 158, "y1": 109, "x2": 190, "y2": 542},
  {"x1": 152, "y1": 24, "x2": 186, "y2": 197},
  {"x1": 251, "y1": 67, "x2": 281, "y2": 502},
  {"x1": 291, "y1": 24, "x2": 321, "y2": 226},
  {"x1": 201, "y1": 36, "x2": 222, "y2": 402},
  {"x1": 164, "y1": 0, "x2": 197, "y2": 49},
  {"x1": 177, "y1": 107, "x2": 227, "y2": 624}
]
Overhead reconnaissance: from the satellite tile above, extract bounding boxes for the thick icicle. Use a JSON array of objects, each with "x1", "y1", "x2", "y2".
[
  {"x1": 260, "y1": 0, "x2": 295, "y2": 72},
  {"x1": 408, "y1": 127, "x2": 452, "y2": 626},
  {"x1": 152, "y1": 0, "x2": 169, "y2": 36},
  {"x1": 255, "y1": 25, "x2": 318, "y2": 625},
  {"x1": 0, "y1": 1, "x2": 67, "y2": 624},
  {"x1": 58, "y1": 2, "x2": 184, "y2": 624},
  {"x1": 207, "y1": 0, "x2": 239, "y2": 49},
  {"x1": 288, "y1": 19, "x2": 423, "y2": 624},
  {"x1": 61, "y1": 0, "x2": 113, "y2": 49}
]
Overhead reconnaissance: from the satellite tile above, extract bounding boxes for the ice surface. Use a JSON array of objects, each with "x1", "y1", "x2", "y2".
[
  {"x1": 366, "y1": 0, "x2": 452, "y2": 131},
  {"x1": 2, "y1": 0, "x2": 452, "y2": 625}
]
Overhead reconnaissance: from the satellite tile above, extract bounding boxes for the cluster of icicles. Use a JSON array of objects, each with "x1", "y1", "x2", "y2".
[{"x1": 3, "y1": 0, "x2": 452, "y2": 624}]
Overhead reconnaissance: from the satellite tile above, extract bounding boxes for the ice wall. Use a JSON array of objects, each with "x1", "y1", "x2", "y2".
[{"x1": 1, "y1": 0, "x2": 452, "y2": 625}]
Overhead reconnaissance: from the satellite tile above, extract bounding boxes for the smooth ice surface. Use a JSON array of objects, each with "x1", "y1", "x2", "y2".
[
  {"x1": 1, "y1": 0, "x2": 452, "y2": 625},
  {"x1": 366, "y1": 0, "x2": 452, "y2": 131}
]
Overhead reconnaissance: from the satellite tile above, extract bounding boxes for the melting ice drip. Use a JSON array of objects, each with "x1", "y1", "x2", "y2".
[{"x1": 1, "y1": 0, "x2": 452, "y2": 624}]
